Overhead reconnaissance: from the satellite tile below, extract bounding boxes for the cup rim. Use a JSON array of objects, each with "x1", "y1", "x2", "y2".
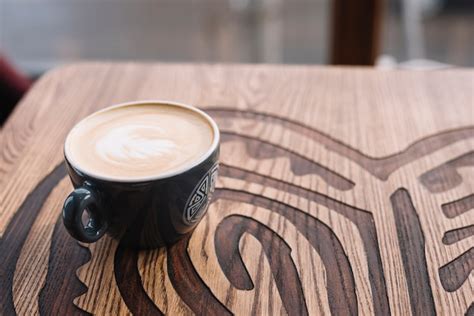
[{"x1": 64, "y1": 100, "x2": 220, "y2": 183}]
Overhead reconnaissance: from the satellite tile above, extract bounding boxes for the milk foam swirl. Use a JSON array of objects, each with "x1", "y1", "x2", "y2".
[
  {"x1": 65, "y1": 104, "x2": 214, "y2": 180},
  {"x1": 95, "y1": 125, "x2": 179, "y2": 165}
]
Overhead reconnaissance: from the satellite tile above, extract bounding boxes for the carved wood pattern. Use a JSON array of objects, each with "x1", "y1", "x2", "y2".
[{"x1": 1, "y1": 64, "x2": 473, "y2": 315}]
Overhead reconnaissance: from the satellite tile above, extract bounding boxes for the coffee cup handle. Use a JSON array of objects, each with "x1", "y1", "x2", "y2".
[{"x1": 62, "y1": 185, "x2": 108, "y2": 243}]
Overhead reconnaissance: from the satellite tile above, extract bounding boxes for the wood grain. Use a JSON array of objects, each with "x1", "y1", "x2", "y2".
[
  {"x1": 1, "y1": 63, "x2": 473, "y2": 315},
  {"x1": 443, "y1": 225, "x2": 474, "y2": 245},
  {"x1": 390, "y1": 188, "x2": 436, "y2": 315}
]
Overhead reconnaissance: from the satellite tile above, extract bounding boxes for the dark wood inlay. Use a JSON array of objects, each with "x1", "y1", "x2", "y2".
[
  {"x1": 390, "y1": 188, "x2": 436, "y2": 315},
  {"x1": 209, "y1": 108, "x2": 474, "y2": 180},
  {"x1": 215, "y1": 189, "x2": 358, "y2": 315},
  {"x1": 167, "y1": 234, "x2": 232, "y2": 315},
  {"x1": 420, "y1": 151, "x2": 474, "y2": 193},
  {"x1": 439, "y1": 248, "x2": 474, "y2": 292},
  {"x1": 221, "y1": 132, "x2": 355, "y2": 191},
  {"x1": 114, "y1": 242, "x2": 164, "y2": 315},
  {"x1": 215, "y1": 215, "x2": 309, "y2": 316},
  {"x1": 220, "y1": 164, "x2": 390, "y2": 315},
  {"x1": 39, "y1": 216, "x2": 91, "y2": 315},
  {"x1": 443, "y1": 225, "x2": 474, "y2": 245},
  {"x1": 466, "y1": 303, "x2": 474, "y2": 316},
  {"x1": 442, "y1": 194, "x2": 474, "y2": 218},
  {"x1": 0, "y1": 163, "x2": 67, "y2": 315}
]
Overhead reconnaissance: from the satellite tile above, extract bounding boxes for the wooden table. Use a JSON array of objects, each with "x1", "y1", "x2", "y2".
[{"x1": 1, "y1": 63, "x2": 473, "y2": 315}]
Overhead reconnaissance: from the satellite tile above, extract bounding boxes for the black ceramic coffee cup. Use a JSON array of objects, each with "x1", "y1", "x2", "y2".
[{"x1": 62, "y1": 100, "x2": 220, "y2": 249}]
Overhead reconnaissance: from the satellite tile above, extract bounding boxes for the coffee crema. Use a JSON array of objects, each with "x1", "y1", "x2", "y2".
[{"x1": 65, "y1": 103, "x2": 214, "y2": 180}]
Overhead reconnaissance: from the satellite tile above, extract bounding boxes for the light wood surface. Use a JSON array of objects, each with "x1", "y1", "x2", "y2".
[{"x1": 1, "y1": 63, "x2": 473, "y2": 315}]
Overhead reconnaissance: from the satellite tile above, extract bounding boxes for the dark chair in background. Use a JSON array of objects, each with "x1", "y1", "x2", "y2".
[{"x1": 331, "y1": 0, "x2": 384, "y2": 65}]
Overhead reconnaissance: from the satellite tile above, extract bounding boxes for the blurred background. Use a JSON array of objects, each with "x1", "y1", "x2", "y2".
[{"x1": 0, "y1": 0, "x2": 473, "y2": 122}]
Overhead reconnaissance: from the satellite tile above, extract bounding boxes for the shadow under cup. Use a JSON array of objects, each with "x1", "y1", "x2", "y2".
[{"x1": 62, "y1": 101, "x2": 220, "y2": 249}]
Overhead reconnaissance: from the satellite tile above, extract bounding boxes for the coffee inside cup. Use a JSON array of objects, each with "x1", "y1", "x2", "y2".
[{"x1": 65, "y1": 102, "x2": 215, "y2": 180}]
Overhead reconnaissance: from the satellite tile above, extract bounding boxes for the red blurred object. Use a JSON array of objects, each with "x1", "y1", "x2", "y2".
[{"x1": 0, "y1": 55, "x2": 32, "y2": 124}]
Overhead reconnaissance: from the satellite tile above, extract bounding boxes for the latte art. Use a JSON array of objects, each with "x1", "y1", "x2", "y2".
[
  {"x1": 95, "y1": 125, "x2": 179, "y2": 164},
  {"x1": 65, "y1": 103, "x2": 215, "y2": 180}
]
